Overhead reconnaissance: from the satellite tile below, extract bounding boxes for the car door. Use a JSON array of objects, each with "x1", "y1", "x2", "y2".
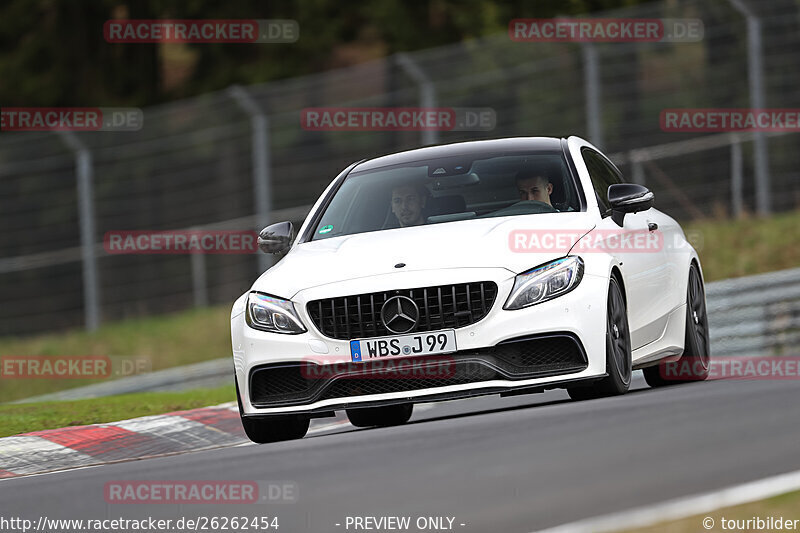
[{"x1": 578, "y1": 146, "x2": 671, "y2": 350}]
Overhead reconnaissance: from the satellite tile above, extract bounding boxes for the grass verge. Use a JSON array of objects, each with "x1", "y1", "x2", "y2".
[
  {"x1": 685, "y1": 210, "x2": 800, "y2": 282},
  {"x1": 619, "y1": 489, "x2": 800, "y2": 532},
  {"x1": 0, "y1": 306, "x2": 230, "y2": 403},
  {"x1": 0, "y1": 385, "x2": 236, "y2": 438}
]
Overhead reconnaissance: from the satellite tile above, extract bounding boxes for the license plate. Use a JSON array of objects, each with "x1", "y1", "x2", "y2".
[{"x1": 350, "y1": 330, "x2": 457, "y2": 362}]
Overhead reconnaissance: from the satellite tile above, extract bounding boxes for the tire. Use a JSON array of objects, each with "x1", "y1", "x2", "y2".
[
  {"x1": 240, "y1": 415, "x2": 310, "y2": 444},
  {"x1": 643, "y1": 264, "x2": 710, "y2": 387},
  {"x1": 568, "y1": 276, "x2": 632, "y2": 400},
  {"x1": 346, "y1": 403, "x2": 413, "y2": 428},
  {"x1": 236, "y1": 379, "x2": 310, "y2": 443}
]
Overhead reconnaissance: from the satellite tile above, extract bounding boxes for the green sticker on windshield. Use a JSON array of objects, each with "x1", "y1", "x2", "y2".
[{"x1": 319, "y1": 224, "x2": 333, "y2": 234}]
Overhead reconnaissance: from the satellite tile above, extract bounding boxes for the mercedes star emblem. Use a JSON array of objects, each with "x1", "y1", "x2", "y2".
[{"x1": 381, "y1": 296, "x2": 419, "y2": 334}]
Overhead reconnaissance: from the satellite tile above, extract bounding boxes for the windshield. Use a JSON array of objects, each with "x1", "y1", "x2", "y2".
[{"x1": 311, "y1": 151, "x2": 581, "y2": 241}]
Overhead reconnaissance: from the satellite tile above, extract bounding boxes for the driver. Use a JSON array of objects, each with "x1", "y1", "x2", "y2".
[
  {"x1": 391, "y1": 184, "x2": 428, "y2": 227},
  {"x1": 515, "y1": 168, "x2": 554, "y2": 207}
]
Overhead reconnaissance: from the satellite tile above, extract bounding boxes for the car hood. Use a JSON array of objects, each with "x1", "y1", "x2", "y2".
[{"x1": 252, "y1": 213, "x2": 596, "y2": 298}]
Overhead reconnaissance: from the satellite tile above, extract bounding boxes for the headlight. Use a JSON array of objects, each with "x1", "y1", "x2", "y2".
[
  {"x1": 246, "y1": 293, "x2": 306, "y2": 334},
  {"x1": 504, "y1": 256, "x2": 584, "y2": 310}
]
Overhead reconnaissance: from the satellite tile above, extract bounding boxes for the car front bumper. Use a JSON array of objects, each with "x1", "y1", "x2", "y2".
[{"x1": 232, "y1": 267, "x2": 609, "y2": 416}]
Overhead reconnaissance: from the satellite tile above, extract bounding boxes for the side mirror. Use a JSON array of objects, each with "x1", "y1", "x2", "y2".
[
  {"x1": 258, "y1": 221, "x2": 294, "y2": 254},
  {"x1": 607, "y1": 183, "x2": 654, "y2": 226}
]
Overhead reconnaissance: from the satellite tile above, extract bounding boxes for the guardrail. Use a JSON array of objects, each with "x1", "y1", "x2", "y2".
[
  {"x1": 11, "y1": 267, "x2": 800, "y2": 403},
  {"x1": 11, "y1": 358, "x2": 235, "y2": 404},
  {"x1": 707, "y1": 267, "x2": 800, "y2": 357}
]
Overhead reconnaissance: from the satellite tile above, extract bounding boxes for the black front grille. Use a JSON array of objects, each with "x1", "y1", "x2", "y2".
[
  {"x1": 306, "y1": 282, "x2": 498, "y2": 340},
  {"x1": 249, "y1": 333, "x2": 587, "y2": 408}
]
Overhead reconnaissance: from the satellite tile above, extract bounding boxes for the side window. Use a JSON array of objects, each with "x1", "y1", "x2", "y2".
[{"x1": 581, "y1": 148, "x2": 622, "y2": 213}]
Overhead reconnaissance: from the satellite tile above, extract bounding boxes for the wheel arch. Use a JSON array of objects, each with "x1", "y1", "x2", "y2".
[
  {"x1": 686, "y1": 254, "x2": 705, "y2": 307},
  {"x1": 690, "y1": 256, "x2": 703, "y2": 281},
  {"x1": 609, "y1": 265, "x2": 627, "y2": 307}
]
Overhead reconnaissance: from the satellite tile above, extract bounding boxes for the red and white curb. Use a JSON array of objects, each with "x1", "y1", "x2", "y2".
[{"x1": 0, "y1": 402, "x2": 350, "y2": 479}]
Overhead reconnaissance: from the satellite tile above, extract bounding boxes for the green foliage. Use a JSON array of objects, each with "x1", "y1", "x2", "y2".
[{"x1": 0, "y1": 0, "x2": 650, "y2": 106}]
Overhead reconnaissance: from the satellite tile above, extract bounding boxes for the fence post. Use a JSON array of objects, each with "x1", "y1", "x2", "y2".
[
  {"x1": 396, "y1": 53, "x2": 438, "y2": 146},
  {"x1": 582, "y1": 43, "x2": 603, "y2": 149},
  {"x1": 728, "y1": 0, "x2": 771, "y2": 215},
  {"x1": 190, "y1": 227, "x2": 209, "y2": 308},
  {"x1": 59, "y1": 132, "x2": 100, "y2": 331},
  {"x1": 229, "y1": 85, "x2": 273, "y2": 274},
  {"x1": 730, "y1": 135, "x2": 744, "y2": 218},
  {"x1": 629, "y1": 151, "x2": 645, "y2": 185}
]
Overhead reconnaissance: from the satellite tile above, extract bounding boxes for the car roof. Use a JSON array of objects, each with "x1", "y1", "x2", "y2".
[{"x1": 353, "y1": 137, "x2": 566, "y2": 172}]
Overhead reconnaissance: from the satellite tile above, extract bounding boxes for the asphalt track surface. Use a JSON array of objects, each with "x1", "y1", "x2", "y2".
[{"x1": 2, "y1": 376, "x2": 800, "y2": 532}]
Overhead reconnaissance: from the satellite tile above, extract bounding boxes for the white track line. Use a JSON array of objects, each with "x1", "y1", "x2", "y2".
[{"x1": 534, "y1": 468, "x2": 800, "y2": 532}]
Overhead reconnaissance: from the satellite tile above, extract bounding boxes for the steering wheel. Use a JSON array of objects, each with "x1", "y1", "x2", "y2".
[{"x1": 498, "y1": 200, "x2": 558, "y2": 216}]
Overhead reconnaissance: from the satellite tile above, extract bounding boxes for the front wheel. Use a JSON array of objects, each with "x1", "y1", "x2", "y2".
[
  {"x1": 643, "y1": 264, "x2": 710, "y2": 387},
  {"x1": 568, "y1": 276, "x2": 632, "y2": 400},
  {"x1": 346, "y1": 403, "x2": 413, "y2": 428}
]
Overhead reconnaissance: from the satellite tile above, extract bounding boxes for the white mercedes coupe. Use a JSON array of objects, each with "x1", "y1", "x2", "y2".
[{"x1": 231, "y1": 137, "x2": 710, "y2": 443}]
